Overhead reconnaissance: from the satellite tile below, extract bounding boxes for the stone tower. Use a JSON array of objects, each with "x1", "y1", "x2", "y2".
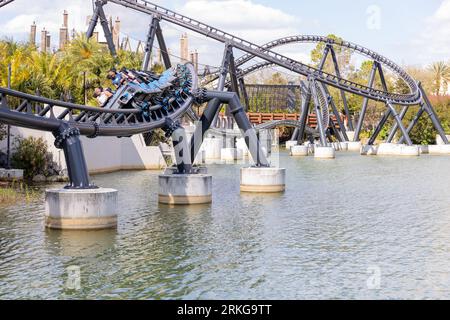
[
  {"x1": 30, "y1": 21, "x2": 37, "y2": 45},
  {"x1": 59, "y1": 10, "x2": 69, "y2": 50},
  {"x1": 180, "y1": 33, "x2": 189, "y2": 63}
]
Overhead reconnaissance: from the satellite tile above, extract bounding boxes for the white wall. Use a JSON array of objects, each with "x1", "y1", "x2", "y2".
[{"x1": 0, "y1": 126, "x2": 167, "y2": 175}]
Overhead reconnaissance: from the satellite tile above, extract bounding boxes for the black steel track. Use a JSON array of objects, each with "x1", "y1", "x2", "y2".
[{"x1": 108, "y1": 0, "x2": 420, "y2": 105}]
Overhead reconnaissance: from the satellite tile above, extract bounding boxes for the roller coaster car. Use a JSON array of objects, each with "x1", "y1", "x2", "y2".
[{"x1": 103, "y1": 64, "x2": 194, "y2": 123}]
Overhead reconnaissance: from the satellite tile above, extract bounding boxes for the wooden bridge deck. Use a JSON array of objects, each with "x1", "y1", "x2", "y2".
[{"x1": 247, "y1": 112, "x2": 341, "y2": 129}]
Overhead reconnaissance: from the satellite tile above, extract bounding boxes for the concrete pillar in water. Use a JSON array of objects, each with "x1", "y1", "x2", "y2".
[
  {"x1": 361, "y1": 145, "x2": 379, "y2": 156},
  {"x1": 290, "y1": 145, "x2": 309, "y2": 157},
  {"x1": 204, "y1": 137, "x2": 222, "y2": 160},
  {"x1": 45, "y1": 188, "x2": 118, "y2": 230},
  {"x1": 158, "y1": 173, "x2": 212, "y2": 205},
  {"x1": 236, "y1": 138, "x2": 249, "y2": 156},
  {"x1": 221, "y1": 148, "x2": 243, "y2": 161},
  {"x1": 428, "y1": 145, "x2": 450, "y2": 155},
  {"x1": 347, "y1": 141, "x2": 362, "y2": 152},
  {"x1": 314, "y1": 147, "x2": 336, "y2": 159},
  {"x1": 286, "y1": 141, "x2": 298, "y2": 150},
  {"x1": 240, "y1": 167, "x2": 286, "y2": 193},
  {"x1": 377, "y1": 143, "x2": 420, "y2": 157}
]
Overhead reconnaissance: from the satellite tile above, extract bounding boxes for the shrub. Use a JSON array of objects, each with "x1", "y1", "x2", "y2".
[{"x1": 11, "y1": 137, "x2": 49, "y2": 180}]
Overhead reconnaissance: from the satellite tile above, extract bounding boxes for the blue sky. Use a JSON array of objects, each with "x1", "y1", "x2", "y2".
[{"x1": 1, "y1": 0, "x2": 449, "y2": 68}]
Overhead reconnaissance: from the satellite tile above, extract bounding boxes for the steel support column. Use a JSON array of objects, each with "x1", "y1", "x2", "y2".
[
  {"x1": 420, "y1": 83, "x2": 449, "y2": 144},
  {"x1": 202, "y1": 90, "x2": 270, "y2": 167},
  {"x1": 368, "y1": 109, "x2": 392, "y2": 145},
  {"x1": 155, "y1": 23, "x2": 172, "y2": 69},
  {"x1": 354, "y1": 61, "x2": 377, "y2": 141},
  {"x1": 290, "y1": 47, "x2": 329, "y2": 142},
  {"x1": 398, "y1": 106, "x2": 426, "y2": 144},
  {"x1": 238, "y1": 77, "x2": 250, "y2": 112},
  {"x1": 329, "y1": 45, "x2": 354, "y2": 131},
  {"x1": 189, "y1": 44, "x2": 232, "y2": 163},
  {"x1": 295, "y1": 81, "x2": 312, "y2": 144},
  {"x1": 386, "y1": 105, "x2": 408, "y2": 143},
  {"x1": 142, "y1": 16, "x2": 159, "y2": 71},
  {"x1": 322, "y1": 85, "x2": 349, "y2": 141},
  {"x1": 387, "y1": 103, "x2": 413, "y2": 145},
  {"x1": 86, "y1": 3, "x2": 100, "y2": 38},
  {"x1": 310, "y1": 79, "x2": 327, "y2": 146},
  {"x1": 95, "y1": 1, "x2": 117, "y2": 57},
  {"x1": 164, "y1": 118, "x2": 192, "y2": 173},
  {"x1": 53, "y1": 123, "x2": 94, "y2": 189}
]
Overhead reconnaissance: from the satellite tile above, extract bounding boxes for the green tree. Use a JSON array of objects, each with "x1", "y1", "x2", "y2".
[
  {"x1": 429, "y1": 61, "x2": 450, "y2": 96},
  {"x1": 11, "y1": 137, "x2": 49, "y2": 180}
]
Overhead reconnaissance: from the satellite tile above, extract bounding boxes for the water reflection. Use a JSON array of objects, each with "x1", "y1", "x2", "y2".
[
  {"x1": 44, "y1": 229, "x2": 117, "y2": 258},
  {"x1": 2, "y1": 153, "x2": 450, "y2": 299}
]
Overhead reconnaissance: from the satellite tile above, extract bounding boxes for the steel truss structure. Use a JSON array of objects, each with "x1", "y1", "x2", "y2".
[
  {"x1": 0, "y1": 0, "x2": 13, "y2": 8},
  {"x1": 0, "y1": 0, "x2": 449, "y2": 189}
]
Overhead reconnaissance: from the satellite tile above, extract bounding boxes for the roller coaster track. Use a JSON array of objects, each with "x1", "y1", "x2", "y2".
[
  {"x1": 204, "y1": 35, "x2": 415, "y2": 89},
  {"x1": 109, "y1": 0, "x2": 420, "y2": 105},
  {"x1": 0, "y1": 65, "x2": 198, "y2": 137},
  {"x1": 0, "y1": 0, "x2": 14, "y2": 8}
]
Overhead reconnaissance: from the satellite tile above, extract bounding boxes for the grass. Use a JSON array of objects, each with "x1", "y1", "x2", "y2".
[{"x1": 0, "y1": 180, "x2": 42, "y2": 205}]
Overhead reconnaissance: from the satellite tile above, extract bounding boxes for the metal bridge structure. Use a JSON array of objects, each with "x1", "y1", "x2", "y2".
[{"x1": 1, "y1": 0, "x2": 449, "y2": 191}]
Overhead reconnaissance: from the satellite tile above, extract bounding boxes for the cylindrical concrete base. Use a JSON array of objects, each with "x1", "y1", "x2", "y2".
[
  {"x1": 347, "y1": 141, "x2": 362, "y2": 152},
  {"x1": 314, "y1": 147, "x2": 336, "y2": 159},
  {"x1": 377, "y1": 143, "x2": 420, "y2": 156},
  {"x1": 45, "y1": 188, "x2": 118, "y2": 230},
  {"x1": 204, "y1": 138, "x2": 223, "y2": 160},
  {"x1": 346, "y1": 131, "x2": 356, "y2": 141},
  {"x1": 400, "y1": 145, "x2": 420, "y2": 156},
  {"x1": 194, "y1": 150, "x2": 206, "y2": 165},
  {"x1": 159, "y1": 174, "x2": 212, "y2": 205},
  {"x1": 240, "y1": 167, "x2": 286, "y2": 193},
  {"x1": 377, "y1": 143, "x2": 397, "y2": 156},
  {"x1": 290, "y1": 145, "x2": 309, "y2": 156},
  {"x1": 236, "y1": 138, "x2": 249, "y2": 156},
  {"x1": 221, "y1": 148, "x2": 243, "y2": 161},
  {"x1": 339, "y1": 142, "x2": 349, "y2": 151},
  {"x1": 361, "y1": 145, "x2": 378, "y2": 156},
  {"x1": 286, "y1": 141, "x2": 298, "y2": 150},
  {"x1": 428, "y1": 145, "x2": 450, "y2": 155}
]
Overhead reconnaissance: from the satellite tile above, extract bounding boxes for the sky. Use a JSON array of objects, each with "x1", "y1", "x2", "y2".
[{"x1": 1, "y1": 0, "x2": 449, "y2": 70}]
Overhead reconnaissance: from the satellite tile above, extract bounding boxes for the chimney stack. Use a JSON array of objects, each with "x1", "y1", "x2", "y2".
[
  {"x1": 180, "y1": 33, "x2": 189, "y2": 63},
  {"x1": 41, "y1": 28, "x2": 47, "y2": 53},
  {"x1": 63, "y1": 10, "x2": 68, "y2": 28},
  {"x1": 112, "y1": 17, "x2": 121, "y2": 51},
  {"x1": 59, "y1": 10, "x2": 69, "y2": 50},
  {"x1": 30, "y1": 21, "x2": 37, "y2": 45},
  {"x1": 190, "y1": 50, "x2": 199, "y2": 73},
  {"x1": 46, "y1": 33, "x2": 51, "y2": 52}
]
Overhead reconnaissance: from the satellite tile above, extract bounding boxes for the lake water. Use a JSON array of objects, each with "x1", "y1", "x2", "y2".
[{"x1": 2, "y1": 151, "x2": 450, "y2": 299}]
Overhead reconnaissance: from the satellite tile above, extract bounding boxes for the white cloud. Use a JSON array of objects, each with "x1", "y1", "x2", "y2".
[
  {"x1": 0, "y1": 0, "x2": 304, "y2": 71},
  {"x1": 413, "y1": 0, "x2": 450, "y2": 64},
  {"x1": 180, "y1": 0, "x2": 299, "y2": 44}
]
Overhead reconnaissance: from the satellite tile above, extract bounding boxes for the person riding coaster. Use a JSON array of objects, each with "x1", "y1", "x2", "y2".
[{"x1": 102, "y1": 63, "x2": 195, "y2": 124}]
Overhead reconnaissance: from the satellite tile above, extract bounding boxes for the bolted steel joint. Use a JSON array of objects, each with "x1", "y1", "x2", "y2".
[{"x1": 54, "y1": 126, "x2": 80, "y2": 149}]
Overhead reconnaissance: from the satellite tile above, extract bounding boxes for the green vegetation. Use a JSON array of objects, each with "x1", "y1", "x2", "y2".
[
  {"x1": 248, "y1": 34, "x2": 450, "y2": 144},
  {"x1": 1, "y1": 34, "x2": 450, "y2": 145},
  {"x1": 11, "y1": 136, "x2": 50, "y2": 180},
  {"x1": 0, "y1": 34, "x2": 144, "y2": 106},
  {"x1": 0, "y1": 180, "x2": 41, "y2": 205}
]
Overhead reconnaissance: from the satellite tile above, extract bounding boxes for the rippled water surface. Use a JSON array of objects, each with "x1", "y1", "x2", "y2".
[{"x1": 2, "y1": 151, "x2": 450, "y2": 299}]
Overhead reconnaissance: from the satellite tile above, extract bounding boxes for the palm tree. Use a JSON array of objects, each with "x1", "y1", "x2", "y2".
[{"x1": 429, "y1": 61, "x2": 450, "y2": 96}]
